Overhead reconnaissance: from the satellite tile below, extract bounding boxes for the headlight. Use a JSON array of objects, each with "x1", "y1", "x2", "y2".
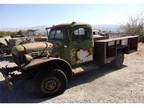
[{"x1": 24, "y1": 54, "x2": 33, "y2": 64}]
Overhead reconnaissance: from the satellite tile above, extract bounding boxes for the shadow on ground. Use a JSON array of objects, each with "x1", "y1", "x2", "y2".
[
  {"x1": 0, "y1": 55, "x2": 13, "y2": 62},
  {"x1": 0, "y1": 64, "x2": 127, "y2": 103}
]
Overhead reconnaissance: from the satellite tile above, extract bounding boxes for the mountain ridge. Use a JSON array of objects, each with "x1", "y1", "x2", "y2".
[{"x1": 0, "y1": 24, "x2": 120, "y2": 32}]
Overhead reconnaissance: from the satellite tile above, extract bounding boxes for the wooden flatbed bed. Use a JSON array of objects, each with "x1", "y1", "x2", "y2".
[{"x1": 94, "y1": 35, "x2": 138, "y2": 65}]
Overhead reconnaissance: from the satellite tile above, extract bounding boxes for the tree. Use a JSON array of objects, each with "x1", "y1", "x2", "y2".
[{"x1": 120, "y1": 12, "x2": 144, "y2": 36}]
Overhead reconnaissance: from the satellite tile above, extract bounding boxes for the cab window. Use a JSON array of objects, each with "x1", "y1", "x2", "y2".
[
  {"x1": 49, "y1": 29, "x2": 64, "y2": 40},
  {"x1": 73, "y1": 27, "x2": 90, "y2": 40}
]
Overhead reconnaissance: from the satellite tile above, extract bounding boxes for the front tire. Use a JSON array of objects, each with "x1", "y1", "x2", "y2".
[{"x1": 34, "y1": 69, "x2": 68, "y2": 97}]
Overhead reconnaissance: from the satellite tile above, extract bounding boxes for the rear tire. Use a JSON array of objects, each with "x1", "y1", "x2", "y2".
[
  {"x1": 34, "y1": 69, "x2": 68, "y2": 97},
  {"x1": 110, "y1": 54, "x2": 124, "y2": 69}
]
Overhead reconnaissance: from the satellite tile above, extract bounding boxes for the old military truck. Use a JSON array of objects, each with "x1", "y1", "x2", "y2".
[{"x1": 0, "y1": 22, "x2": 138, "y2": 97}]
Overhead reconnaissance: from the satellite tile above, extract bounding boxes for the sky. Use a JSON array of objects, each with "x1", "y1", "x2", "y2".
[{"x1": 0, "y1": 4, "x2": 144, "y2": 28}]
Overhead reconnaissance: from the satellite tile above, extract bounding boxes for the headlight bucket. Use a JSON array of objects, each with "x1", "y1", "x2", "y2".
[{"x1": 24, "y1": 54, "x2": 33, "y2": 64}]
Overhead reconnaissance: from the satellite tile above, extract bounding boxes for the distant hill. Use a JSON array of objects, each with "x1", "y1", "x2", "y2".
[
  {"x1": 0, "y1": 24, "x2": 120, "y2": 32},
  {"x1": 0, "y1": 26, "x2": 47, "y2": 32},
  {"x1": 0, "y1": 27, "x2": 20, "y2": 32},
  {"x1": 94, "y1": 24, "x2": 120, "y2": 33}
]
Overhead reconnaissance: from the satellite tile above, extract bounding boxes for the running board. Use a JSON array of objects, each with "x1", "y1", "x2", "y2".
[{"x1": 72, "y1": 64, "x2": 99, "y2": 75}]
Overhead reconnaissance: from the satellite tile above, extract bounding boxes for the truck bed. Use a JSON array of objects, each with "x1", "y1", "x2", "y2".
[{"x1": 93, "y1": 35, "x2": 138, "y2": 65}]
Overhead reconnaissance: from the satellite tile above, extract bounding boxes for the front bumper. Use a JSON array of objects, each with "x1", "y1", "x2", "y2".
[
  {"x1": 0, "y1": 66, "x2": 19, "y2": 91},
  {"x1": 1, "y1": 69, "x2": 13, "y2": 90}
]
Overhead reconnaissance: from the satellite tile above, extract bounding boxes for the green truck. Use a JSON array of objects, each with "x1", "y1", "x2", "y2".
[{"x1": 0, "y1": 22, "x2": 138, "y2": 97}]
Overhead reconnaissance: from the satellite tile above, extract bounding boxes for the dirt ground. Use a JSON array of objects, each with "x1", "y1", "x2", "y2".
[{"x1": 0, "y1": 43, "x2": 144, "y2": 103}]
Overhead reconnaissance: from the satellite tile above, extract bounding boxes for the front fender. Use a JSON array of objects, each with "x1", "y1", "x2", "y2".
[{"x1": 22, "y1": 57, "x2": 73, "y2": 79}]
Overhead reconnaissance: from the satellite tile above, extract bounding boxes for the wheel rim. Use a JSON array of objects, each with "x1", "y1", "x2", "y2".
[{"x1": 40, "y1": 76, "x2": 61, "y2": 94}]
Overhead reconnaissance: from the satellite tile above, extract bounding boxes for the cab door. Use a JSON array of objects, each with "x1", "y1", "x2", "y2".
[{"x1": 70, "y1": 25, "x2": 93, "y2": 66}]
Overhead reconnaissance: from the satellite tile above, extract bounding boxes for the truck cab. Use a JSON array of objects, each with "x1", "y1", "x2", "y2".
[{"x1": 46, "y1": 22, "x2": 93, "y2": 66}]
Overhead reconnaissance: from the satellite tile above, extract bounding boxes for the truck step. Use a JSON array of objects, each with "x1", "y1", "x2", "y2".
[{"x1": 72, "y1": 64, "x2": 99, "y2": 75}]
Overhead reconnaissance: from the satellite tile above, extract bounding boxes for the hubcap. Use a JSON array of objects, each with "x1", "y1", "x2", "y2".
[
  {"x1": 45, "y1": 79, "x2": 57, "y2": 90},
  {"x1": 41, "y1": 76, "x2": 61, "y2": 94}
]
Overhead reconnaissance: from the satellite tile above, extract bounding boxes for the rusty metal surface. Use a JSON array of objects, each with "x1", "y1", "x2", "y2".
[
  {"x1": 20, "y1": 42, "x2": 53, "y2": 52},
  {"x1": 95, "y1": 35, "x2": 138, "y2": 42},
  {"x1": 22, "y1": 57, "x2": 71, "y2": 71},
  {"x1": 12, "y1": 42, "x2": 54, "y2": 56},
  {"x1": 22, "y1": 57, "x2": 49, "y2": 70},
  {"x1": 34, "y1": 36, "x2": 48, "y2": 42},
  {"x1": 94, "y1": 35, "x2": 138, "y2": 65}
]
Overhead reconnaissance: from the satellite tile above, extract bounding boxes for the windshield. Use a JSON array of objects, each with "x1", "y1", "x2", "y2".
[{"x1": 48, "y1": 29, "x2": 64, "y2": 40}]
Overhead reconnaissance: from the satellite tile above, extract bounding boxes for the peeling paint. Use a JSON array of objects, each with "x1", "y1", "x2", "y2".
[{"x1": 76, "y1": 49, "x2": 93, "y2": 63}]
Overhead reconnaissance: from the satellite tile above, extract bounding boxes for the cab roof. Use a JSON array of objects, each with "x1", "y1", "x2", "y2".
[{"x1": 50, "y1": 22, "x2": 91, "y2": 29}]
